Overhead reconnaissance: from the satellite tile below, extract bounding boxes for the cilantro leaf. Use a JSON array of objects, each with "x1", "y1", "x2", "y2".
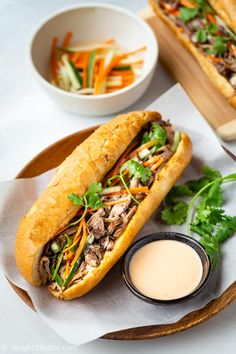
[
  {"x1": 186, "y1": 177, "x2": 210, "y2": 193},
  {"x1": 196, "y1": 29, "x2": 207, "y2": 43},
  {"x1": 192, "y1": 211, "x2": 236, "y2": 268},
  {"x1": 216, "y1": 216, "x2": 236, "y2": 244},
  {"x1": 68, "y1": 182, "x2": 104, "y2": 210},
  {"x1": 164, "y1": 184, "x2": 193, "y2": 206},
  {"x1": 161, "y1": 166, "x2": 236, "y2": 269},
  {"x1": 195, "y1": 0, "x2": 214, "y2": 12},
  {"x1": 192, "y1": 213, "x2": 236, "y2": 268},
  {"x1": 191, "y1": 222, "x2": 213, "y2": 238},
  {"x1": 68, "y1": 193, "x2": 84, "y2": 206},
  {"x1": 85, "y1": 182, "x2": 103, "y2": 196},
  {"x1": 179, "y1": 7, "x2": 199, "y2": 23},
  {"x1": 121, "y1": 160, "x2": 151, "y2": 183},
  {"x1": 205, "y1": 48, "x2": 214, "y2": 55},
  {"x1": 142, "y1": 122, "x2": 167, "y2": 153},
  {"x1": 198, "y1": 181, "x2": 223, "y2": 209},
  {"x1": 193, "y1": 206, "x2": 225, "y2": 226},
  {"x1": 208, "y1": 23, "x2": 218, "y2": 35},
  {"x1": 161, "y1": 200, "x2": 188, "y2": 225},
  {"x1": 213, "y1": 36, "x2": 227, "y2": 55},
  {"x1": 185, "y1": 165, "x2": 221, "y2": 194},
  {"x1": 199, "y1": 234, "x2": 219, "y2": 268},
  {"x1": 170, "y1": 184, "x2": 193, "y2": 197},
  {"x1": 85, "y1": 182, "x2": 104, "y2": 209},
  {"x1": 203, "y1": 165, "x2": 221, "y2": 180}
]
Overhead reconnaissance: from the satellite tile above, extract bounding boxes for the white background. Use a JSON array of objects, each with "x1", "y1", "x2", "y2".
[{"x1": 1, "y1": 0, "x2": 236, "y2": 353}]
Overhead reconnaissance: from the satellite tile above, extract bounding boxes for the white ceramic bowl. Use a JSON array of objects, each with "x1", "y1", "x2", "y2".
[{"x1": 29, "y1": 3, "x2": 158, "y2": 116}]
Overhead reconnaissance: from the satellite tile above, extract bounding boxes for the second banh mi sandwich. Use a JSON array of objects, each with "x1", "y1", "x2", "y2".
[
  {"x1": 15, "y1": 111, "x2": 192, "y2": 300},
  {"x1": 150, "y1": 0, "x2": 236, "y2": 109}
]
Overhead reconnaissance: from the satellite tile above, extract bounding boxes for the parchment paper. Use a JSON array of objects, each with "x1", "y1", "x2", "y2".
[{"x1": 0, "y1": 85, "x2": 235, "y2": 345}]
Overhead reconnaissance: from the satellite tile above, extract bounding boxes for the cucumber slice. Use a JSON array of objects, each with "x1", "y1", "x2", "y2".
[
  {"x1": 112, "y1": 65, "x2": 131, "y2": 71},
  {"x1": 87, "y1": 49, "x2": 97, "y2": 88},
  {"x1": 61, "y1": 54, "x2": 82, "y2": 90},
  {"x1": 171, "y1": 131, "x2": 181, "y2": 152}
]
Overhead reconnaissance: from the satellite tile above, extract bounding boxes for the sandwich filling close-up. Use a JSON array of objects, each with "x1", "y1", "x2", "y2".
[
  {"x1": 155, "y1": 0, "x2": 236, "y2": 88},
  {"x1": 40, "y1": 119, "x2": 180, "y2": 294}
]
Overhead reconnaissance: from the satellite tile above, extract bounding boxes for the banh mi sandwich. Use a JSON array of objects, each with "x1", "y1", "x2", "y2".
[
  {"x1": 15, "y1": 111, "x2": 192, "y2": 300},
  {"x1": 150, "y1": 0, "x2": 236, "y2": 109}
]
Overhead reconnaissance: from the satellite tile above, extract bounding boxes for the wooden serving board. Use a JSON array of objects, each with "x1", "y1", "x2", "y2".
[
  {"x1": 9, "y1": 126, "x2": 236, "y2": 340},
  {"x1": 140, "y1": 6, "x2": 236, "y2": 140}
]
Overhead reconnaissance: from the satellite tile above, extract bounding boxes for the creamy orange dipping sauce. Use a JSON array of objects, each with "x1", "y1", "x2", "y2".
[{"x1": 129, "y1": 240, "x2": 203, "y2": 300}]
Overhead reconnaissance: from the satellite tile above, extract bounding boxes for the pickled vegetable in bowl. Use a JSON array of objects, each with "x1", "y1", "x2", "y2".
[{"x1": 50, "y1": 32, "x2": 146, "y2": 95}]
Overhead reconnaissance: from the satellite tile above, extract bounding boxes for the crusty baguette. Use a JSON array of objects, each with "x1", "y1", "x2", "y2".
[
  {"x1": 15, "y1": 111, "x2": 161, "y2": 287},
  {"x1": 150, "y1": 0, "x2": 236, "y2": 109},
  {"x1": 15, "y1": 111, "x2": 192, "y2": 300},
  {"x1": 209, "y1": 0, "x2": 236, "y2": 34}
]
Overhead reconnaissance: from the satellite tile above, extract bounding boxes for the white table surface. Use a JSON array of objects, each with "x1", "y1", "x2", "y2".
[{"x1": 1, "y1": 0, "x2": 236, "y2": 352}]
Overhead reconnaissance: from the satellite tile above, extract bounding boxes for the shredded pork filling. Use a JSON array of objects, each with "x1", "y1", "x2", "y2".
[{"x1": 40, "y1": 119, "x2": 178, "y2": 291}]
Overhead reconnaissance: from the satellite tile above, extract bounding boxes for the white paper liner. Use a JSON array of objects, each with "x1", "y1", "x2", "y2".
[{"x1": 0, "y1": 84, "x2": 235, "y2": 345}]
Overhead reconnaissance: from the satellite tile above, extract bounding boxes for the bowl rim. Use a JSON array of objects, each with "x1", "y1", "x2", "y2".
[
  {"x1": 28, "y1": 2, "x2": 158, "y2": 100},
  {"x1": 122, "y1": 232, "x2": 212, "y2": 305}
]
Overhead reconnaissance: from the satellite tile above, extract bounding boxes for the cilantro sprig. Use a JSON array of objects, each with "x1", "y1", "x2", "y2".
[
  {"x1": 141, "y1": 122, "x2": 167, "y2": 153},
  {"x1": 107, "y1": 160, "x2": 152, "y2": 205},
  {"x1": 120, "y1": 160, "x2": 151, "y2": 183},
  {"x1": 161, "y1": 166, "x2": 236, "y2": 268},
  {"x1": 178, "y1": 0, "x2": 214, "y2": 23},
  {"x1": 186, "y1": 172, "x2": 236, "y2": 234},
  {"x1": 68, "y1": 182, "x2": 103, "y2": 210},
  {"x1": 162, "y1": 166, "x2": 221, "y2": 224},
  {"x1": 67, "y1": 182, "x2": 104, "y2": 227},
  {"x1": 161, "y1": 200, "x2": 188, "y2": 225},
  {"x1": 179, "y1": 7, "x2": 199, "y2": 23}
]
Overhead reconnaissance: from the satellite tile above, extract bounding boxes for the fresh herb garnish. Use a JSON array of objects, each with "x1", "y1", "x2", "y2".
[
  {"x1": 205, "y1": 48, "x2": 214, "y2": 55},
  {"x1": 141, "y1": 122, "x2": 167, "y2": 153},
  {"x1": 186, "y1": 172, "x2": 236, "y2": 235},
  {"x1": 161, "y1": 165, "x2": 221, "y2": 224},
  {"x1": 191, "y1": 206, "x2": 236, "y2": 268},
  {"x1": 179, "y1": 7, "x2": 199, "y2": 23},
  {"x1": 68, "y1": 193, "x2": 83, "y2": 206},
  {"x1": 195, "y1": 0, "x2": 214, "y2": 13},
  {"x1": 107, "y1": 160, "x2": 152, "y2": 205},
  {"x1": 67, "y1": 183, "x2": 103, "y2": 228},
  {"x1": 196, "y1": 29, "x2": 208, "y2": 43},
  {"x1": 68, "y1": 182, "x2": 104, "y2": 210},
  {"x1": 161, "y1": 200, "x2": 189, "y2": 225},
  {"x1": 121, "y1": 160, "x2": 152, "y2": 183},
  {"x1": 208, "y1": 23, "x2": 218, "y2": 35},
  {"x1": 161, "y1": 166, "x2": 236, "y2": 268},
  {"x1": 119, "y1": 172, "x2": 140, "y2": 205},
  {"x1": 212, "y1": 36, "x2": 227, "y2": 55}
]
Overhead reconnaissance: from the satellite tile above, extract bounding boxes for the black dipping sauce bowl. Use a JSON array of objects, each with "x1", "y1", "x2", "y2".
[{"x1": 122, "y1": 232, "x2": 211, "y2": 305}]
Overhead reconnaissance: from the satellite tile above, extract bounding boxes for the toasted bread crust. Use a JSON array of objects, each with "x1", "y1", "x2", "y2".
[
  {"x1": 209, "y1": 0, "x2": 236, "y2": 34},
  {"x1": 150, "y1": 0, "x2": 236, "y2": 109},
  {"x1": 15, "y1": 111, "x2": 161, "y2": 286}
]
